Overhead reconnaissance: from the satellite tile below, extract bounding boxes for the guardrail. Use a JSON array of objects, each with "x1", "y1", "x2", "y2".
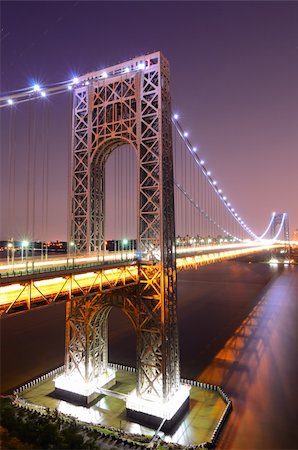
[
  {"x1": 181, "y1": 377, "x2": 232, "y2": 448},
  {"x1": 13, "y1": 365, "x2": 65, "y2": 395},
  {"x1": 12, "y1": 365, "x2": 232, "y2": 448},
  {"x1": 0, "y1": 257, "x2": 137, "y2": 280}
]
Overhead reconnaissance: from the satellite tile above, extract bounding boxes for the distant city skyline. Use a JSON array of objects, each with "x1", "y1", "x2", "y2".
[{"x1": 1, "y1": 1, "x2": 297, "y2": 240}]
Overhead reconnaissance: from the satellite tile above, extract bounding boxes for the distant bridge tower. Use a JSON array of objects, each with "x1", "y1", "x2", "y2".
[
  {"x1": 270, "y1": 212, "x2": 290, "y2": 261},
  {"x1": 60, "y1": 52, "x2": 188, "y2": 427},
  {"x1": 270, "y1": 212, "x2": 289, "y2": 242}
]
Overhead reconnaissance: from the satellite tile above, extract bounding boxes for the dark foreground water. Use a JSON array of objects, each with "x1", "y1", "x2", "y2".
[{"x1": 1, "y1": 261, "x2": 297, "y2": 449}]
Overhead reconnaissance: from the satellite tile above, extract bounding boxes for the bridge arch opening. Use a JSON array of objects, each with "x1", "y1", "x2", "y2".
[
  {"x1": 89, "y1": 298, "x2": 137, "y2": 377},
  {"x1": 108, "y1": 307, "x2": 136, "y2": 368},
  {"x1": 90, "y1": 141, "x2": 137, "y2": 252}
]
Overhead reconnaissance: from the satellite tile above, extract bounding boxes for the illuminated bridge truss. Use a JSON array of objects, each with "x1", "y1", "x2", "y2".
[
  {"x1": 0, "y1": 241, "x2": 281, "y2": 316},
  {"x1": 70, "y1": 52, "x2": 180, "y2": 406},
  {"x1": 0, "y1": 265, "x2": 139, "y2": 315}
]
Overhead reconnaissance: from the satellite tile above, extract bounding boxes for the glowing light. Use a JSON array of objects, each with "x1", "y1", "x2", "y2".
[
  {"x1": 126, "y1": 384, "x2": 190, "y2": 420},
  {"x1": 85, "y1": 81, "x2": 90, "y2": 85},
  {"x1": 0, "y1": 264, "x2": 138, "y2": 309},
  {"x1": 235, "y1": 213, "x2": 238, "y2": 216},
  {"x1": 33, "y1": 84, "x2": 41, "y2": 92},
  {"x1": 122, "y1": 239, "x2": 129, "y2": 246},
  {"x1": 200, "y1": 160, "x2": 205, "y2": 165},
  {"x1": 269, "y1": 258, "x2": 279, "y2": 265},
  {"x1": 138, "y1": 62, "x2": 145, "y2": 70},
  {"x1": 207, "y1": 171, "x2": 211, "y2": 176},
  {"x1": 72, "y1": 77, "x2": 79, "y2": 84},
  {"x1": 124, "y1": 67, "x2": 130, "y2": 73},
  {"x1": 223, "y1": 196, "x2": 227, "y2": 200},
  {"x1": 193, "y1": 147, "x2": 197, "y2": 152},
  {"x1": 55, "y1": 367, "x2": 116, "y2": 397},
  {"x1": 228, "y1": 203, "x2": 231, "y2": 206},
  {"x1": 41, "y1": 91, "x2": 46, "y2": 97},
  {"x1": 7, "y1": 99, "x2": 13, "y2": 105},
  {"x1": 102, "y1": 72, "x2": 108, "y2": 78},
  {"x1": 184, "y1": 132, "x2": 189, "y2": 137},
  {"x1": 58, "y1": 401, "x2": 101, "y2": 425},
  {"x1": 213, "y1": 180, "x2": 217, "y2": 185},
  {"x1": 218, "y1": 189, "x2": 222, "y2": 193},
  {"x1": 22, "y1": 240, "x2": 29, "y2": 247},
  {"x1": 67, "y1": 85, "x2": 72, "y2": 90},
  {"x1": 173, "y1": 113, "x2": 179, "y2": 120}
]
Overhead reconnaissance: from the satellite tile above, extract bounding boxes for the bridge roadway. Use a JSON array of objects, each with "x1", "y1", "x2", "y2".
[{"x1": 0, "y1": 242, "x2": 279, "y2": 315}]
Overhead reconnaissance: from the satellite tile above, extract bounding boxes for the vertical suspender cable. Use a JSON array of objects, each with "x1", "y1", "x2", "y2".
[
  {"x1": 8, "y1": 107, "x2": 16, "y2": 239},
  {"x1": 182, "y1": 139, "x2": 185, "y2": 239},
  {"x1": 26, "y1": 102, "x2": 32, "y2": 238},
  {"x1": 125, "y1": 145, "x2": 128, "y2": 240},
  {"x1": 67, "y1": 90, "x2": 73, "y2": 250},
  {"x1": 31, "y1": 103, "x2": 38, "y2": 256},
  {"x1": 41, "y1": 103, "x2": 46, "y2": 257},
  {"x1": 45, "y1": 106, "x2": 49, "y2": 257}
]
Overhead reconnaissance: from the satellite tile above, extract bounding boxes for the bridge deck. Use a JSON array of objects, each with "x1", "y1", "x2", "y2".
[{"x1": 0, "y1": 243, "x2": 281, "y2": 315}]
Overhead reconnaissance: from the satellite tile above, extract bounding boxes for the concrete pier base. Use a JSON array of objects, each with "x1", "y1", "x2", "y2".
[
  {"x1": 53, "y1": 368, "x2": 116, "y2": 406},
  {"x1": 126, "y1": 384, "x2": 190, "y2": 432}
]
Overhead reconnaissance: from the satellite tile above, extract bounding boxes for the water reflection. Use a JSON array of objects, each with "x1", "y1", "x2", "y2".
[
  {"x1": 2, "y1": 262, "x2": 297, "y2": 448},
  {"x1": 198, "y1": 265, "x2": 298, "y2": 449}
]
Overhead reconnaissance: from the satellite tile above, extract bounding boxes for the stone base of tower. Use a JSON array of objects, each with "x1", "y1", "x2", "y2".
[
  {"x1": 53, "y1": 367, "x2": 116, "y2": 406},
  {"x1": 126, "y1": 385, "x2": 190, "y2": 432}
]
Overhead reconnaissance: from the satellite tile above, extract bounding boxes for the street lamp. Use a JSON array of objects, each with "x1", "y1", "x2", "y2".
[
  {"x1": 7, "y1": 242, "x2": 14, "y2": 264},
  {"x1": 69, "y1": 241, "x2": 76, "y2": 256},
  {"x1": 21, "y1": 240, "x2": 29, "y2": 261},
  {"x1": 122, "y1": 239, "x2": 129, "y2": 260}
]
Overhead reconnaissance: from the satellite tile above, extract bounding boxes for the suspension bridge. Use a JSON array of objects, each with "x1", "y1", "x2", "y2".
[{"x1": 0, "y1": 52, "x2": 289, "y2": 429}]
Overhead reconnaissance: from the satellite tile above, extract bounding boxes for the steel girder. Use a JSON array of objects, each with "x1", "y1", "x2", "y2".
[{"x1": 69, "y1": 52, "x2": 180, "y2": 404}]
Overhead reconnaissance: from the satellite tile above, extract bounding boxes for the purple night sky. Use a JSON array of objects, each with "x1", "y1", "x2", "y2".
[{"x1": 1, "y1": 1, "x2": 297, "y2": 241}]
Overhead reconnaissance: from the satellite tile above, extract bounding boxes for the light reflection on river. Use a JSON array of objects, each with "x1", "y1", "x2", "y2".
[{"x1": 1, "y1": 261, "x2": 297, "y2": 448}]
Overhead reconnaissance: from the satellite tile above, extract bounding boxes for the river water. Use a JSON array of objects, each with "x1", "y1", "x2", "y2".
[{"x1": 1, "y1": 261, "x2": 297, "y2": 449}]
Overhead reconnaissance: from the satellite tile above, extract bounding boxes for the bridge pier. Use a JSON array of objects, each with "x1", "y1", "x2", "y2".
[
  {"x1": 54, "y1": 297, "x2": 117, "y2": 405},
  {"x1": 126, "y1": 384, "x2": 190, "y2": 432},
  {"x1": 53, "y1": 263, "x2": 190, "y2": 428}
]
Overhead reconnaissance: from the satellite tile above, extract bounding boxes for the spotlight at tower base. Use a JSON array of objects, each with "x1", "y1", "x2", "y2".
[
  {"x1": 126, "y1": 384, "x2": 190, "y2": 431},
  {"x1": 54, "y1": 367, "x2": 116, "y2": 405}
]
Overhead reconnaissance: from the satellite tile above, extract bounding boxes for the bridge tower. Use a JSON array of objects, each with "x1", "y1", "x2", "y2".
[
  {"x1": 270, "y1": 212, "x2": 289, "y2": 242},
  {"x1": 270, "y1": 212, "x2": 290, "y2": 261},
  {"x1": 57, "y1": 52, "x2": 189, "y2": 427}
]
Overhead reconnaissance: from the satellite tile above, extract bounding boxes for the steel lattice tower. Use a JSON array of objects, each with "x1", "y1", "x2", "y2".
[
  {"x1": 63, "y1": 52, "x2": 186, "y2": 423},
  {"x1": 270, "y1": 213, "x2": 289, "y2": 242}
]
